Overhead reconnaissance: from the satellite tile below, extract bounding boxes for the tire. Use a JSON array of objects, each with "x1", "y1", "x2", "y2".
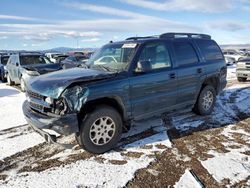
[
  {"x1": 77, "y1": 105, "x2": 122, "y2": 154},
  {"x1": 194, "y1": 85, "x2": 216, "y2": 116},
  {"x1": 7, "y1": 74, "x2": 14, "y2": 86},
  {"x1": 20, "y1": 77, "x2": 26, "y2": 92},
  {"x1": 237, "y1": 77, "x2": 247, "y2": 82},
  {"x1": 0, "y1": 71, "x2": 4, "y2": 81}
]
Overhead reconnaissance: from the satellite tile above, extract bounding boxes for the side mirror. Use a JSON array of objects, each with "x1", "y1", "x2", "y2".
[
  {"x1": 135, "y1": 61, "x2": 152, "y2": 73},
  {"x1": 16, "y1": 63, "x2": 19, "y2": 67}
]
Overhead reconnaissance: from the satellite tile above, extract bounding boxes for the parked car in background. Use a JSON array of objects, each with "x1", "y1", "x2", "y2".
[
  {"x1": 236, "y1": 57, "x2": 250, "y2": 82},
  {"x1": 61, "y1": 55, "x2": 88, "y2": 69},
  {"x1": 45, "y1": 53, "x2": 63, "y2": 63},
  {"x1": 223, "y1": 50, "x2": 246, "y2": 61},
  {"x1": 6, "y1": 52, "x2": 62, "y2": 91},
  {"x1": 0, "y1": 55, "x2": 9, "y2": 81},
  {"x1": 23, "y1": 32, "x2": 227, "y2": 154},
  {"x1": 54, "y1": 54, "x2": 69, "y2": 63},
  {"x1": 225, "y1": 56, "x2": 235, "y2": 66}
]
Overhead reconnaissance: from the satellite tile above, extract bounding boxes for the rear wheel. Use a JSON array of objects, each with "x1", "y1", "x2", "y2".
[
  {"x1": 237, "y1": 77, "x2": 247, "y2": 82},
  {"x1": 194, "y1": 85, "x2": 216, "y2": 115},
  {"x1": 77, "y1": 105, "x2": 122, "y2": 154},
  {"x1": 7, "y1": 74, "x2": 14, "y2": 86}
]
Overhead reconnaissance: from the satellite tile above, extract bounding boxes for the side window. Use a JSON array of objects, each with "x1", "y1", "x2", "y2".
[
  {"x1": 173, "y1": 42, "x2": 198, "y2": 66},
  {"x1": 139, "y1": 42, "x2": 171, "y2": 70},
  {"x1": 196, "y1": 40, "x2": 224, "y2": 61}
]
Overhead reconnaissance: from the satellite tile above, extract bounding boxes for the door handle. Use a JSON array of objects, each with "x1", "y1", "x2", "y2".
[
  {"x1": 197, "y1": 68, "x2": 202, "y2": 74},
  {"x1": 169, "y1": 73, "x2": 176, "y2": 79}
]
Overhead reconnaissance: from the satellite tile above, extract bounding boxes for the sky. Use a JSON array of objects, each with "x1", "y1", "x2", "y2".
[{"x1": 0, "y1": 0, "x2": 250, "y2": 50}]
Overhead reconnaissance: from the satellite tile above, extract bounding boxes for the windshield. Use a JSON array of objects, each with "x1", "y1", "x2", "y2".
[
  {"x1": 20, "y1": 55, "x2": 52, "y2": 65},
  {"x1": 88, "y1": 43, "x2": 137, "y2": 72},
  {"x1": 1, "y1": 56, "x2": 9, "y2": 65}
]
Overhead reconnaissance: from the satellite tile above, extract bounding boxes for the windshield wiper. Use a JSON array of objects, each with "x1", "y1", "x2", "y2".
[{"x1": 94, "y1": 64, "x2": 117, "y2": 73}]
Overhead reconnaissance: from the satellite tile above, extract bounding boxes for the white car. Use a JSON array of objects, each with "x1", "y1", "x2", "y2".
[
  {"x1": 225, "y1": 56, "x2": 235, "y2": 65},
  {"x1": 223, "y1": 51, "x2": 246, "y2": 61},
  {"x1": 94, "y1": 56, "x2": 118, "y2": 65},
  {"x1": 45, "y1": 53, "x2": 62, "y2": 63}
]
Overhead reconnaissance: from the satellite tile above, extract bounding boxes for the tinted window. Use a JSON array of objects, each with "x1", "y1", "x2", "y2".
[
  {"x1": 20, "y1": 55, "x2": 51, "y2": 65},
  {"x1": 196, "y1": 40, "x2": 223, "y2": 61},
  {"x1": 139, "y1": 42, "x2": 171, "y2": 70},
  {"x1": 173, "y1": 42, "x2": 198, "y2": 66},
  {"x1": 1, "y1": 56, "x2": 9, "y2": 65}
]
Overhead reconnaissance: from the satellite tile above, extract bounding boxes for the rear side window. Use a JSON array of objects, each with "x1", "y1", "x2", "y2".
[
  {"x1": 173, "y1": 42, "x2": 198, "y2": 66},
  {"x1": 196, "y1": 40, "x2": 223, "y2": 61}
]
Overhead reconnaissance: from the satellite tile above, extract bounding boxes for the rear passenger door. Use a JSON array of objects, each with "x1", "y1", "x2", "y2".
[
  {"x1": 172, "y1": 40, "x2": 203, "y2": 105},
  {"x1": 129, "y1": 41, "x2": 178, "y2": 119}
]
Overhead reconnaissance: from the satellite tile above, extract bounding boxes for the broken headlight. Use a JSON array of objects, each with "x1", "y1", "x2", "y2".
[
  {"x1": 45, "y1": 97, "x2": 53, "y2": 105},
  {"x1": 54, "y1": 98, "x2": 68, "y2": 115}
]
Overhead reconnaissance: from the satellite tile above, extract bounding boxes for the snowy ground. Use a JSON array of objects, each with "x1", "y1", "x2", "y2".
[{"x1": 0, "y1": 65, "x2": 249, "y2": 187}]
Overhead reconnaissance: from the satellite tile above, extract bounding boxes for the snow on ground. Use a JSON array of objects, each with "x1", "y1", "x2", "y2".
[
  {"x1": 202, "y1": 150, "x2": 250, "y2": 186},
  {"x1": 174, "y1": 170, "x2": 203, "y2": 188},
  {"x1": 0, "y1": 131, "x2": 44, "y2": 160},
  {"x1": 0, "y1": 84, "x2": 26, "y2": 131},
  {"x1": 201, "y1": 123, "x2": 250, "y2": 186}
]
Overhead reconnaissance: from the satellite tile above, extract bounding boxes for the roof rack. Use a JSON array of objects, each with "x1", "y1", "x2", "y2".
[
  {"x1": 126, "y1": 36, "x2": 158, "y2": 40},
  {"x1": 160, "y1": 33, "x2": 211, "y2": 39}
]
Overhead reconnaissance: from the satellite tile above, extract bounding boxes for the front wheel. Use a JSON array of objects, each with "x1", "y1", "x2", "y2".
[
  {"x1": 77, "y1": 105, "x2": 122, "y2": 154},
  {"x1": 7, "y1": 74, "x2": 14, "y2": 86},
  {"x1": 194, "y1": 85, "x2": 216, "y2": 116},
  {"x1": 20, "y1": 77, "x2": 26, "y2": 92}
]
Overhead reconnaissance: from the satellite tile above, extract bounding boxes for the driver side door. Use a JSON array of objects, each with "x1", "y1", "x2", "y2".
[{"x1": 129, "y1": 42, "x2": 178, "y2": 120}]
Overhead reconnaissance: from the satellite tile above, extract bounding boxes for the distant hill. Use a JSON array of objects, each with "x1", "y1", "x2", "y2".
[
  {"x1": 220, "y1": 44, "x2": 250, "y2": 50},
  {"x1": 42, "y1": 47, "x2": 98, "y2": 53}
]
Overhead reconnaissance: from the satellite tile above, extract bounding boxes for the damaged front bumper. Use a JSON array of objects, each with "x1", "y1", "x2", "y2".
[{"x1": 22, "y1": 100, "x2": 79, "y2": 144}]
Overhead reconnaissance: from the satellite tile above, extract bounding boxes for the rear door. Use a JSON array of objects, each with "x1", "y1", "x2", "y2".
[
  {"x1": 129, "y1": 41, "x2": 178, "y2": 119},
  {"x1": 172, "y1": 40, "x2": 204, "y2": 105}
]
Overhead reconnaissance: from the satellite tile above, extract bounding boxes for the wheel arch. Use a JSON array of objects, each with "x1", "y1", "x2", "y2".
[
  {"x1": 77, "y1": 96, "x2": 128, "y2": 127},
  {"x1": 201, "y1": 76, "x2": 220, "y2": 95}
]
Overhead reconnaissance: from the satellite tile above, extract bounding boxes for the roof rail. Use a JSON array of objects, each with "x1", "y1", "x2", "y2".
[
  {"x1": 160, "y1": 33, "x2": 211, "y2": 39},
  {"x1": 126, "y1": 36, "x2": 158, "y2": 40}
]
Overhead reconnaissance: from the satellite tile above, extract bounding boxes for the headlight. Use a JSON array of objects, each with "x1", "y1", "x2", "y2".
[
  {"x1": 237, "y1": 62, "x2": 246, "y2": 68},
  {"x1": 45, "y1": 97, "x2": 53, "y2": 105},
  {"x1": 54, "y1": 98, "x2": 68, "y2": 115},
  {"x1": 26, "y1": 70, "x2": 40, "y2": 76}
]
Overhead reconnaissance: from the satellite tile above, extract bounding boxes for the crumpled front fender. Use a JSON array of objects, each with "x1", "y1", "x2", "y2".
[{"x1": 62, "y1": 86, "x2": 90, "y2": 113}]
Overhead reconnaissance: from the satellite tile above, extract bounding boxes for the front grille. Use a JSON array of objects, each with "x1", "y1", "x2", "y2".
[
  {"x1": 27, "y1": 90, "x2": 43, "y2": 100},
  {"x1": 30, "y1": 101, "x2": 43, "y2": 111}
]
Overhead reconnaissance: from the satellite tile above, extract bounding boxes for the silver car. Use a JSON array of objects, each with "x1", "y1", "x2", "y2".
[{"x1": 6, "y1": 52, "x2": 62, "y2": 91}]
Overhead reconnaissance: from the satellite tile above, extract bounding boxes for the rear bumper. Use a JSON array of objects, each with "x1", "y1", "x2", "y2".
[
  {"x1": 22, "y1": 100, "x2": 79, "y2": 139},
  {"x1": 236, "y1": 69, "x2": 250, "y2": 78}
]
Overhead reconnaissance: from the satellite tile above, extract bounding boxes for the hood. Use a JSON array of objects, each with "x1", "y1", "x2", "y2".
[
  {"x1": 238, "y1": 57, "x2": 250, "y2": 62},
  {"x1": 23, "y1": 63, "x2": 62, "y2": 74},
  {"x1": 28, "y1": 68, "x2": 115, "y2": 98}
]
